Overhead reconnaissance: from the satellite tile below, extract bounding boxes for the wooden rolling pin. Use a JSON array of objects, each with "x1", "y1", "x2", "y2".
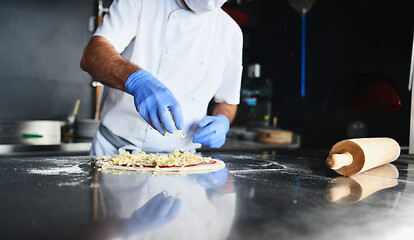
[{"x1": 326, "y1": 137, "x2": 400, "y2": 176}]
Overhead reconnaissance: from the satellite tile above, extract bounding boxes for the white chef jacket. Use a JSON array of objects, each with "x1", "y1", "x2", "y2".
[{"x1": 92, "y1": 0, "x2": 243, "y2": 154}]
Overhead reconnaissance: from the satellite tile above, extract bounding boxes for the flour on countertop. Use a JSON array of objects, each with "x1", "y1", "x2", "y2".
[
  {"x1": 230, "y1": 169, "x2": 285, "y2": 174},
  {"x1": 28, "y1": 165, "x2": 84, "y2": 175},
  {"x1": 226, "y1": 155, "x2": 258, "y2": 160},
  {"x1": 57, "y1": 181, "x2": 83, "y2": 187}
]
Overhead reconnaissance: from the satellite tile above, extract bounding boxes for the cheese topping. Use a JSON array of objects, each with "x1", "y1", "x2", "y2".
[
  {"x1": 163, "y1": 110, "x2": 186, "y2": 138},
  {"x1": 95, "y1": 150, "x2": 215, "y2": 168}
]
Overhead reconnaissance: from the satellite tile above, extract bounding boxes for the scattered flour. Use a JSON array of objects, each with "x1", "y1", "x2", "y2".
[
  {"x1": 28, "y1": 165, "x2": 84, "y2": 175},
  {"x1": 57, "y1": 181, "x2": 82, "y2": 187},
  {"x1": 218, "y1": 154, "x2": 258, "y2": 160},
  {"x1": 230, "y1": 168, "x2": 285, "y2": 174}
]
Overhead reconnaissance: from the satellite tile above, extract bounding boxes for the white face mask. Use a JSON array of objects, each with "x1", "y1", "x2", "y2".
[{"x1": 183, "y1": 0, "x2": 227, "y2": 14}]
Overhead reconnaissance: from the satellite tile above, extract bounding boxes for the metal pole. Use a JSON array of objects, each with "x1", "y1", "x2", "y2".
[{"x1": 301, "y1": 14, "x2": 306, "y2": 98}]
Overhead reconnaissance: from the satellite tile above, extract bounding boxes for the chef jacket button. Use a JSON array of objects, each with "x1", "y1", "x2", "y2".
[
  {"x1": 192, "y1": 97, "x2": 195, "y2": 101},
  {"x1": 166, "y1": 50, "x2": 170, "y2": 55},
  {"x1": 201, "y1": 61, "x2": 205, "y2": 65}
]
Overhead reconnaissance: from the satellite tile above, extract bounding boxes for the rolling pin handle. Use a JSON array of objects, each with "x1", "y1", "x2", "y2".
[{"x1": 326, "y1": 152, "x2": 353, "y2": 170}]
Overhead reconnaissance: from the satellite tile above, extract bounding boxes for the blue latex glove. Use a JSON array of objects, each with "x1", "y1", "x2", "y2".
[
  {"x1": 123, "y1": 191, "x2": 182, "y2": 235},
  {"x1": 192, "y1": 114, "x2": 230, "y2": 148},
  {"x1": 125, "y1": 70, "x2": 184, "y2": 135}
]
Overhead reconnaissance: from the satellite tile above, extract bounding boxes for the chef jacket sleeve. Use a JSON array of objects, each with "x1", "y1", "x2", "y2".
[
  {"x1": 213, "y1": 26, "x2": 243, "y2": 105},
  {"x1": 93, "y1": 0, "x2": 141, "y2": 53}
]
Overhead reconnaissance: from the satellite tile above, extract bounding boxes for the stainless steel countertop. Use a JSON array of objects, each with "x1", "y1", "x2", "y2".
[{"x1": 0, "y1": 150, "x2": 413, "y2": 239}]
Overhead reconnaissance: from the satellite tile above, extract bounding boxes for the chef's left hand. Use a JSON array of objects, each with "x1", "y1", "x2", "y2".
[
  {"x1": 192, "y1": 114, "x2": 230, "y2": 148},
  {"x1": 123, "y1": 192, "x2": 182, "y2": 235}
]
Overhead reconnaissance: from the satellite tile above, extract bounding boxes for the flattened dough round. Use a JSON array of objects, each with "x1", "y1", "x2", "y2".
[{"x1": 95, "y1": 159, "x2": 225, "y2": 174}]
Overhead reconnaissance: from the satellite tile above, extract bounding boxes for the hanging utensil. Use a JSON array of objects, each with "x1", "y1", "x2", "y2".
[
  {"x1": 70, "y1": 99, "x2": 81, "y2": 123},
  {"x1": 93, "y1": 0, "x2": 109, "y2": 120}
]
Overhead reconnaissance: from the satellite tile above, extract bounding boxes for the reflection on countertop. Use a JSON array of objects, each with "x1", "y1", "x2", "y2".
[
  {"x1": 325, "y1": 163, "x2": 399, "y2": 204},
  {"x1": 86, "y1": 168, "x2": 235, "y2": 239}
]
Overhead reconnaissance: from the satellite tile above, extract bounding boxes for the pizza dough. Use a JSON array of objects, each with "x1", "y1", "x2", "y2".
[{"x1": 94, "y1": 150, "x2": 225, "y2": 174}]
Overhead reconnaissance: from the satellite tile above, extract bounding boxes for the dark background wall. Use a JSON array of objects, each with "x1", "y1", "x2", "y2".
[
  {"x1": 226, "y1": 0, "x2": 414, "y2": 148},
  {"x1": 0, "y1": 0, "x2": 96, "y2": 121}
]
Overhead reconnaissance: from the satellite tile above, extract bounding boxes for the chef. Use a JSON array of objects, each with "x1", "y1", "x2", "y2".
[{"x1": 80, "y1": 0, "x2": 243, "y2": 155}]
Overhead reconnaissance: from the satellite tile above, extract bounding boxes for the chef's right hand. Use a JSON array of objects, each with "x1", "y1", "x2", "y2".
[{"x1": 125, "y1": 70, "x2": 184, "y2": 135}]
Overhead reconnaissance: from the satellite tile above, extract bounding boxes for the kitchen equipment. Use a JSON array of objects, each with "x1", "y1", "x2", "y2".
[
  {"x1": 326, "y1": 137, "x2": 400, "y2": 176},
  {"x1": 241, "y1": 130, "x2": 257, "y2": 141},
  {"x1": 247, "y1": 63, "x2": 261, "y2": 78},
  {"x1": 0, "y1": 120, "x2": 61, "y2": 145},
  {"x1": 70, "y1": 99, "x2": 81, "y2": 123},
  {"x1": 256, "y1": 116, "x2": 293, "y2": 144},
  {"x1": 326, "y1": 163, "x2": 399, "y2": 204},
  {"x1": 76, "y1": 118, "x2": 100, "y2": 139},
  {"x1": 93, "y1": 0, "x2": 109, "y2": 121},
  {"x1": 238, "y1": 62, "x2": 272, "y2": 127},
  {"x1": 63, "y1": 99, "x2": 80, "y2": 141},
  {"x1": 257, "y1": 129, "x2": 293, "y2": 144},
  {"x1": 288, "y1": 0, "x2": 317, "y2": 14},
  {"x1": 94, "y1": 83, "x2": 104, "y2": 120}
]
